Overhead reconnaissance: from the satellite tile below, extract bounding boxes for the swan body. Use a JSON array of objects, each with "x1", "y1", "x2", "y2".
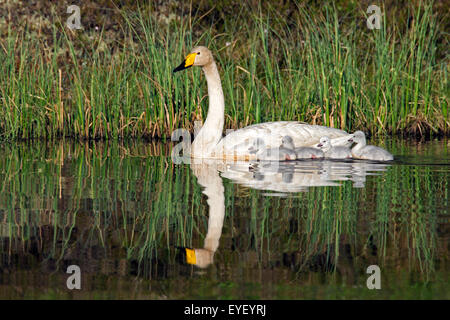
[
  {"x1": 174, "y1": 46, "x2": 350, "y2": 160},
  {"x1": 281, "y1": 136, "x2": 324, "y2": 159},
  {"x1": 250, "y1": 138, "x2": 297, "y2": 161},
  {"x1": 316, "y1": 136, "x2": 352, "y2": 159},
  {"x1": 349, "y1": 131, "x2": 394, "y2": 161}
]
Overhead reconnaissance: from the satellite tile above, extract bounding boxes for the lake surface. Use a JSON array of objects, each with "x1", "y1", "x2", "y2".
[{"x1": 0, "y1": 138, "x2": 448, "y2": 299}]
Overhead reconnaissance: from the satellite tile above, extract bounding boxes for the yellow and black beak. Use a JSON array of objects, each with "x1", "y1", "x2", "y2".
[
  {"x1": 173, "y1": 52, "x2": 197, "y2": 73},
  {"x1": 175, "y1": 246, "x2": 197, "y2": 265}
]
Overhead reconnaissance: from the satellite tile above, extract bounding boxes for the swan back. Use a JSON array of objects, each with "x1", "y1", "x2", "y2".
[
  {"x1": 215, "y1": 122, "x2": 349, "y2": 159},
  {"x1": 252, "y1": 137, "x2": 296, "y2": 161}
]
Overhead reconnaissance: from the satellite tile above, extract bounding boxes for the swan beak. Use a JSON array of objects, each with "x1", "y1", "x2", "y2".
[
  {"x1": 173, "y1": 52, "x2": 197, "y2": 73},
  {"x1": 317, "y1": 143, "x2": 323, "y2": 147},
  {"x1": 348, "y1": 138, "x2": 354, "y2": 143},
  {"x1": 174, "y1": 246, "x2": 197, "y2": 265},
  {"x1": 185, "y1": 248, "x2": 197, "y2": 265}
]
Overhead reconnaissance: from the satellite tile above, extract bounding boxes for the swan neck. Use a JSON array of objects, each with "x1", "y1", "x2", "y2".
[
  {"x1": 192, "y1": 61, "x2": 225, "y2": 156},
  {"x1": 203, "y1": 61, "x2": 225, "y2": 122}
]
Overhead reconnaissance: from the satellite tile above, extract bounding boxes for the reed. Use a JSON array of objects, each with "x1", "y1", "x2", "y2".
[{"x1": 0, "y1": 1, "x2": 447, "y2": 140}]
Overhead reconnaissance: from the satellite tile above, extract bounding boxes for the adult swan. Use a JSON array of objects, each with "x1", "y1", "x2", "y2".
[{"x1": 173, "y1": 46, "x2": 350, "y2": 160}]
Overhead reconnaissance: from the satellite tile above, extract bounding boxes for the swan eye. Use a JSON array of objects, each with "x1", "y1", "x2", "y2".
[{"x1": 197, "y1": 52, "x2": 200, "y2": 55}]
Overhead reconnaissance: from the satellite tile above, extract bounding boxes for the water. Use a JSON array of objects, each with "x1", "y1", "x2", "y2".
[{"x1": 0, "y1": 138, "x2": 448, "y2": 299}]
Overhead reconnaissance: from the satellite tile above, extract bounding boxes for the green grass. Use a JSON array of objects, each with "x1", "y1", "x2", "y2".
[{"x1": 0, "y1": 1, "x2": 448, "y2": 140}]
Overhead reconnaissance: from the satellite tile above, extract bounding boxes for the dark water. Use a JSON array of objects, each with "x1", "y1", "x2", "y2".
[{"x1": 0, "y1": 138, "x2": 448, "y2": 299}]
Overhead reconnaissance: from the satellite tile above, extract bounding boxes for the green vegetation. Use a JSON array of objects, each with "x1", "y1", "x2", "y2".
[{"x1": 0, "y1": 1, "x2": 448, "y2": 140}]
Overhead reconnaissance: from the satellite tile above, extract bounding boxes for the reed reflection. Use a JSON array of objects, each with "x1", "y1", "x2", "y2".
[
  {"x1": 183, "y1": 159, "x2": 391, "y2": 268},
  {"x1": 0, "y1": 140, "x2": 445, "y2": 298}
]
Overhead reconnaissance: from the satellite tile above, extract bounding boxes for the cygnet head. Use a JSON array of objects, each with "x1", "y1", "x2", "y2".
[
  {"x1": 281, "y1": 135, "x2": 295, "y2": 149},
  {"x1": 173, "y1": 46, "x2": 214, "y2": 72},
  {"x1": 349, "y1": 131, "x2": 366, "y2": 145},
  {"x1": 316, "y1": 136, "x2": 331, "y2": 150}
]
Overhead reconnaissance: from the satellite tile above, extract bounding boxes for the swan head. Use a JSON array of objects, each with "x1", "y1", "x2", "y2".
[
  {"x1": 173, "y1": 46, "x2": 214, "y2": 72},
  {"x1": 348, "y1": 131, "x2": 366, "y2": 144},
  {"x1": 316, "y1": 136, "x2": 331, "y2": 149}
]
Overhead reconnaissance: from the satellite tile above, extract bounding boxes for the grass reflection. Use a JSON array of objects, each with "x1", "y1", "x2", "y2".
[{"x1": 0, "y1": 139, "x2": 448, "y2": 298}]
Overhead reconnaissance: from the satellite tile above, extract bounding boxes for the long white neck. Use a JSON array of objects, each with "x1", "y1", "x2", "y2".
[{"x1": 191, "y1": 61, "x2": 225, "y2": 157}]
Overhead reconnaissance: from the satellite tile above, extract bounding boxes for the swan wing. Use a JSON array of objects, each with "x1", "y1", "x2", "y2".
[{"x1": 215, "y1": 121, "x2": 348, "y2": 156}]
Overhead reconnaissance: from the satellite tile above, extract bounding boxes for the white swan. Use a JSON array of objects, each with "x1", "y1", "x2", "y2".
[
  {"x1": 316, "y1": 136, "x2": 352, "y2": 159},
  {"x1": 173, "y1": 46, "x2": 350, "y2": 160},
  {"x1": 281, "y1": 136, "x2": 324, "y2": 159},
  {"x1": 349, "y1": 131, "x2": 394, "y2": 161},
  {"x1": 249, "y1": 138, "x2": 297, "y2": 161}
]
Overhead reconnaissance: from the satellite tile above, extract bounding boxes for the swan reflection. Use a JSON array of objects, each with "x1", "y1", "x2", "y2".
[
  {"x1": 224, "y1": 160, "x2": 390, "y2": 192},
  {"x1": 181, "y1": 159, "x2": 391, "y2": 268}
]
